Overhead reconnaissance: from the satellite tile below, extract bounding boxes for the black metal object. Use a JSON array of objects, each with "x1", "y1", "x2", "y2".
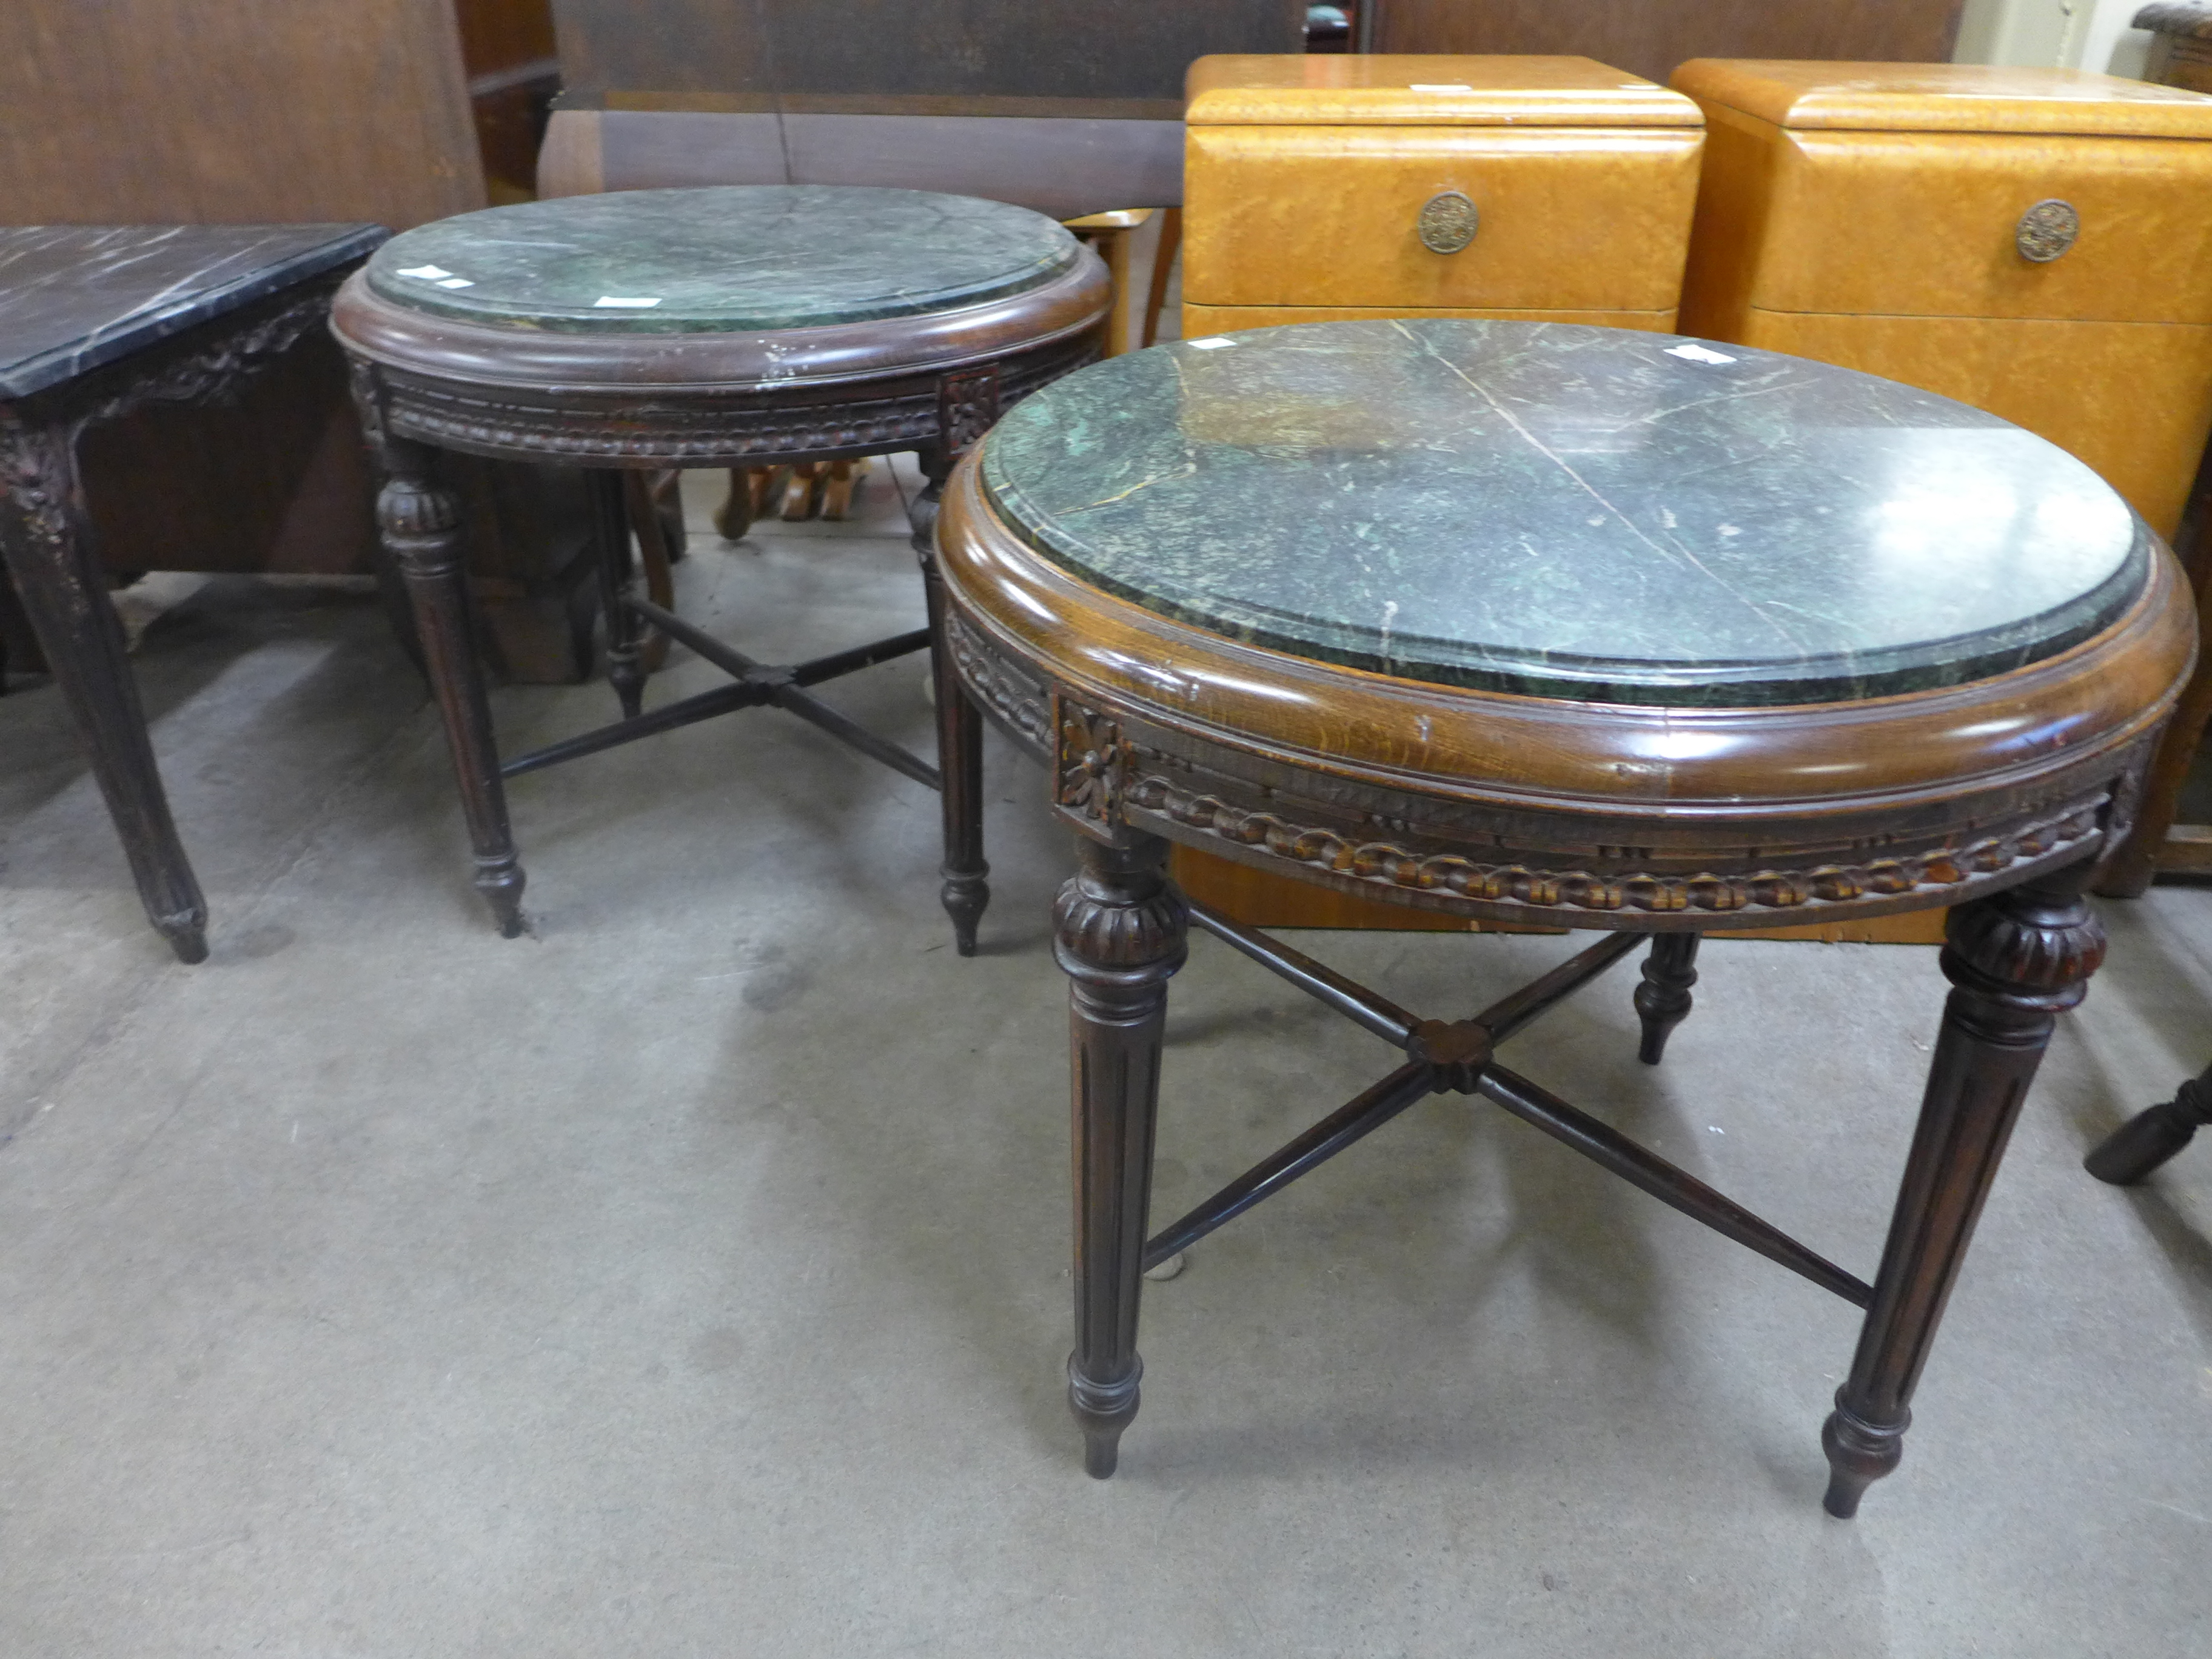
[
  {"x1": 500, "y1": 589, "x2": 937, "y2": 788},
  {"x1": 1151, "y1": 899, "x2": 1869, "y2": 1309}
]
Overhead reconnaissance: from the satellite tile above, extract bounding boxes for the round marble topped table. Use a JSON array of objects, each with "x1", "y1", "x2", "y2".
[
  {"x1": 333, "y1": 186, "x2": 1108, "y2": 935},
  {"x1": 933, "y1": 319, "x2": 2195, "y2": 1513}
]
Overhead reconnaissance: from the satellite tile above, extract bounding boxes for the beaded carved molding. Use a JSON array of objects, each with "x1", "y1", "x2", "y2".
[
  {"x1": 950, "y1": 612, "x2": 2125, "y2": 921},
  {"x1": 1122, "y1": 769, "x2": 2108, "y2": 917},
  {"x1": 369, "y1": 333, "x2": 1096, "y2": 465}
]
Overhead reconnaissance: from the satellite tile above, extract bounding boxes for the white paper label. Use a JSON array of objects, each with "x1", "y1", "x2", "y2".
[
  {"x1": 1664, "y1": 343, "x2": 1738, "y2": 365},
  {"x1": 1186, "y1": 337, "x2": 1236, "y2": 350},
  {"x1": 594, "y1": 296, "x2": 663, "y2": 309}
]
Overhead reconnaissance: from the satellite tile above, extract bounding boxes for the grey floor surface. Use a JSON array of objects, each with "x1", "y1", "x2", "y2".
[{"x1": 2, "y1": 463, "x2": 2209, "y2": 1657}]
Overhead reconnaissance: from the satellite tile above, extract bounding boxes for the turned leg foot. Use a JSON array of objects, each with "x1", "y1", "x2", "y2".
[
  {"x1": 1822, "y1": 865, "x2": 2103, "y2": 1515},
  {"x1": 2086, "y1": 1061, "x2": 2212, "y2": 1184},
  {"x1": 914, "y1": 447, "x2": 989, "y2": 953},
  {"x1": 377, "y1": 437, "x2": 527, "y2": 935},
  {"x1": 1821, "y1": 1395, "x2": 1907, "y2": 1518},
  {"x1": 1634, "y1": 933, "x2": 1700, "y2": 1064},
  {"x1": 1069, "y1": 1355, "x2": 1144, "y2": 1478},
  {"x1": 1055, "y1": 831, "x2": 1187, "y2": 1477}
]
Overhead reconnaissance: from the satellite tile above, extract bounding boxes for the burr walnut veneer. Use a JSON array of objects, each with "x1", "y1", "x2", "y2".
[
  {"x1": 1671, "y1": 60, "x2": 2212, "y2": 910},
  {"x1": 1180, "y1": 55, "x2": 1704, "y2": 338},
  {"x1": 930, "y1": 320, "x2": 2193, "y2": 1514},
  {"x1": 332, "y1": 186, "x2": 1107, "y2": 935},
  {"x1": 1672, "y1": 61, "x2": 2212, "y2": 544}
]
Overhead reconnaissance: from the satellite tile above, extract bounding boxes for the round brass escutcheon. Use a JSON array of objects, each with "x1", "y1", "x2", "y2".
[
  {"x1": 1417, "y1": 191, "x2": 1480, "y2": 255},
  {"x1": 2016, "y1": 198, "x2": 2080, "y2": 263}
]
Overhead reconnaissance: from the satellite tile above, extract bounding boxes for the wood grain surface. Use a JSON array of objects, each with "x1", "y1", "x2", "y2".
[
  {"x1": 0, "y1": 1, "x2": 486, "y2": 229},
  {"x1": 1373, "y1": 0, "x2": 1966, "y2": 88}
]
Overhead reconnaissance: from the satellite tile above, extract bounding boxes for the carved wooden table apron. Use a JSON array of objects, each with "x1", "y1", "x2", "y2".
[
  {"x1": 331, "y1": 186, "x2": 1108, "y2": 936},
  {"x1": 0, "y1": 224, "x2": 387, "y2": 964},
  {"x1": 933, "y1": 320, "x2": 2195, "y2": 1515}
]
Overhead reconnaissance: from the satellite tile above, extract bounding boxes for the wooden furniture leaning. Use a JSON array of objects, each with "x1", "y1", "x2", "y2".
[
  {"x1": 2085, "y1": 1055, "x2": 2212, "y2": 1184},
  {"x1": 332, "y1": 186, "x2": 1108, "y2": 938},
  {"x1": 930, "y1": 320, "x2": 2194, "y2": 1515},
  {"x1": 0, "y1": 223, "x2": 386, "y2": 962}
]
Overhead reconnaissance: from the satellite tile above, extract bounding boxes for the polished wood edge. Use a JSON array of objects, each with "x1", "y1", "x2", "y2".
[
  {"x1": 938, "y1": 443, "x2": 2195, "y2": 817},
  {"x1": 329, "y1": 252, "x2": 1111, "y2": 394},
  {"x1": 1184, "y1": 53, "x2": 1703, "y2": 126},
  {"x1": 1671, "y1": 59, "x2": 2212, "y2": 138}
]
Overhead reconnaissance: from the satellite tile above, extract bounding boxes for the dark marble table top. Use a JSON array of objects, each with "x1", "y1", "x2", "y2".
[
  {"x1": 0, "y1": 224, "x2": 387, "y2": 401},
  {"x1": 367, "y1": 187, "x2": 1084, "y2": 336},
  {"x1": 366, "y1": 186, "x2": 1083, "y2": 335},
  {"x1": 981, "y1": 319, "x2": 2152, "y2": 708}
]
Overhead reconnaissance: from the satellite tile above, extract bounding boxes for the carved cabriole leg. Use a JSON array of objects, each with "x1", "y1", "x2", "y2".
[
  {"x1": 1634, "y1": 933, "x2": 1700, "y2": 1064},
  {"x1": 593, "y1": 470, "x2": 645, "y2": 720},
  {"x1": 0, "y1": 417, "x2": 208, "y2": 962},
  {"x1": 2085, "y1": 1057, "x2": 2212, "y2": 1185},
  {"x1": 1055, "y1": 830, "x2": 1188, "y2": 1477},
  {"x1": 378, "y1": 436, "x2": 526, "y2": 937},
  {"x1": 1822, "y1": 863, "x2": 2105, "y2": 1518},
  {"x1": 911, "y1": 445, "x2": 988, "y2": 953}
]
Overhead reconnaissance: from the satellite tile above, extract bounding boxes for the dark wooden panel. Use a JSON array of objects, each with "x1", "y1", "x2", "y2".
[
  {"x1": 458, "y1": 0, "x2": 557, "y2": 74},
  {"x1": 1374, "y1": 0, "x2": 1966, "y2": 87},
  {"x1": 78, "y1": 334, "x2": 377, "y2": 579},
  {"x1": 0, "y1": 1, "x2": 485, "y2": 230},
  {"x1": 551, "y1": 0, "x2": 1304, "y2": 106}
]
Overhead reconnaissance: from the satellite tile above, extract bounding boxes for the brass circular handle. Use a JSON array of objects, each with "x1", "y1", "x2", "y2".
[
  {"x1": 1418, "y1": 190, "x2": 1480, "y2": 255},
  {"x1": 2016, "y1": 198, "x2": 2080, "y2": 263}
]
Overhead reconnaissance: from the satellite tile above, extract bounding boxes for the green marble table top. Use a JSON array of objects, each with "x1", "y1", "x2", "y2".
[
  {"x1": 365, "y1": 186, "x2": 1082, "y2": 333},
  {"x1": 980, "y1": 319, "x2": 2152, "y2": 707}
]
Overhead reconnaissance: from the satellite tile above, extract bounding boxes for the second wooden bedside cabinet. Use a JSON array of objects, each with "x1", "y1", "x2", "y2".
[
  {"x1": 1181, "y1": 54, "x2": 1705, "y2": 337},
  {"x1": 1672, "y1": 60, "x2": 2212, "y2": 541}
]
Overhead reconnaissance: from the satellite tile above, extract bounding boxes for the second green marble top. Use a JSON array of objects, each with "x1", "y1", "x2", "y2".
[
  {"x1": 980, "y1": 320, "x2": 2152, "y2": 707},
  {"x1": 366, "y1": 186, "x2": 1082, "y2": 332}
]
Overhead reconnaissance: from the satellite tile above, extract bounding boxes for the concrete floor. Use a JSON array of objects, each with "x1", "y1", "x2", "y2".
[{"x1": 2, "y1": 463, "x2": 2210, "y2": 1657}]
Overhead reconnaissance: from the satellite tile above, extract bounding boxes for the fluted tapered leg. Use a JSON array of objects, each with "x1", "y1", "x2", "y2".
[
  {"x1": 1055, "y1": 831, "x2": 1187, "y2": 1476},
  {"x1": 1634, "y1": 933, "x2": 1700, "y2": 1064},
  {"x1": 1822, "y1": 863, "x2": 2104, "y2": 1517},
  {"x1": 378, "y1": 437, "x2": 525, "y2": 936},
  {"x1": 911, "y1": 447, "x2": 988, "y2": 952},
  {"x1": 0, "y1": 418, "x2": 207, "y2": 961}
]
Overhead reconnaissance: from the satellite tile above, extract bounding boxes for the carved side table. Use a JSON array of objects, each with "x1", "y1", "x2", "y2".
[
  {"x1": 331, "y1": 186, "x2": 1108, "y2": 938},
  {"x1": 933, "y1": 320, "x2": 2194, "y2": 1515},
  {"x1": 0, "y1": 223, "x2": 386, "y2": 963}
]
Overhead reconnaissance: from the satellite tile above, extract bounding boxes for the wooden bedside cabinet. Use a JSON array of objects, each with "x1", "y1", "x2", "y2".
[
  {"x1": 1181, "y1": 54, "x2": 1705, "y2": 338},
  {"x1": 1671, "y1": 61, "x2": 2212, "y2": 542}
]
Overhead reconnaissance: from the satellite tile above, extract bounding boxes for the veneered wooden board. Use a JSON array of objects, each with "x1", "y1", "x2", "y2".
[
  {"x1": 1375, "y1": 0, "x2": 1965, "y2": 89},
  {"x1": 0, "y1": 0, "x2": 486, "y2": 229}
]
